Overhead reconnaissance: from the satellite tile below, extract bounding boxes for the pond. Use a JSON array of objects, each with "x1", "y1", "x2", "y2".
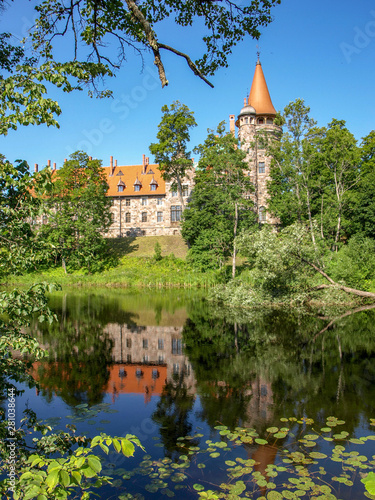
[{"x1": 11, "y1": 290, "x2": 375, "y2": 498}]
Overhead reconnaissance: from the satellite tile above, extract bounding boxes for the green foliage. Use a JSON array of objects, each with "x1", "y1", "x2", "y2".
[
  {"x1": 38, "y1": 151, "x2": 114, "y2": 273},
  {"x1": 326, "y1": 235, "x2": 375, "y2": 291},
  {"x1": 153, "y1": 241, "x2": 163, "y2": 261},
  {"x1": 0, "y1": 156, "x2": 53, "y2": 277},
  {"x1": 150, "y1": 101, "x2": 197, "y2": 207},
  {"x1": 268, "y1": 101, "x2": 361, "y2": 249},
  {"x1": 31, "y1": 0, "x2": 280, "y2": 87},
  {"x1": 348, "y1": 130, "x2": 375, "y2": 239},
  {"x1": 182, "y1": 122, "x2": 256, "y2": 271}
]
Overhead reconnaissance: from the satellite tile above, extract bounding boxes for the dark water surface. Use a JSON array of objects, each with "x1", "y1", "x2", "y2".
[{"x1": 15, "y1": 291, "x2": 375, "y2": 498}]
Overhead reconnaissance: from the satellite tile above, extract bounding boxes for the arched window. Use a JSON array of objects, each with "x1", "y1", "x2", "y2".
[
  {"x1": 257, "y1": 117, "x2": 264, "y2": 125},
  {"x1": 259, "y1": 206, "x2": 267, "y2": 222},
  {"x1": 267, "y1": 118, "x2": 274, "y2": 124}
]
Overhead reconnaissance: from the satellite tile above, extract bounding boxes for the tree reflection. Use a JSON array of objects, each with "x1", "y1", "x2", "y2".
[
  {"x1": 183, "y1": 302, "x2": 375, "y2": 435},
  {"x1": 151, "y1": 371, "x2": 197, "y2": 458}
]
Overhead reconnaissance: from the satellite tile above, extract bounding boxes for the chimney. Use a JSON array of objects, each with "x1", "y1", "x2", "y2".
[
  {"x1": 142, "y1": 154, "x2": 146, "y2": 174},
  {"x1": 89, "y1": 156, "x2": 92, "y2": 161},
  {"x1": 47, "y1": 159, "x2": 51, "y2": 168},
  {"x1": 145, "y1": 156, "x2": 149, "y2": 165},
  {"x1": 110, "y1": 156, "x2": 114, "y2": 176},
  {"x1": 115, "y1": 159, "x2": 118, "y2": 167},
  {"x1": 244, "y1": 97, "x2": 247, "y2": 106},
  {"x1": 34, "y1": 163, "x2": 38, "y2": 173},
  {"x1": 229, "y1": 114, "x2": 235, "y2": 136},
  {"x1": 53, "y1": 162, "x2": 56, "y2": 171}
]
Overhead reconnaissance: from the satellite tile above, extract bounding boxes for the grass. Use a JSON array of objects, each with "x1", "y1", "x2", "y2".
[
  {"x1": 3, "y1": 236, "x2": 219, "y2": 289},
  {"x1": 108, "y1": 235, "x2": 189, "y2": 259}
]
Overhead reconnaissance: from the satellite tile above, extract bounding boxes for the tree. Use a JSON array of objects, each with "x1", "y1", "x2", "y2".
[
  {"x1": 313, "y1": 120, "x2": 360, "y2": 250},
  {"x1": 39, "y1": 151, "x2": 113, "y2": 272},
  {"x1": 31, "y1": 0, "x2": 280, "y2": 88},
  {"x1": 0, "y1": 0, "x2": 280, "y2": 133},
  {"x1": 267, "y1": 99, "x2": 320, "y2": 245},
  {"x1": 182, "y1": 122, "x2": 255, "y2": 276},
  {"x1": 348, "y1": 130, "x2": 375, "y2": 239},
  {"x1": 150, "y1": 101, "x2": 197, "y2": 210}
]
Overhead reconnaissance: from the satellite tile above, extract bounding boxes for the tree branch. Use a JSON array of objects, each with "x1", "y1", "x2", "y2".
[
  {"x1": 124, "y1": 0, "x2": 168, "y2": 87},
  {"x1": 158, "y1": 43, "x2": 214, "y2": 88}
]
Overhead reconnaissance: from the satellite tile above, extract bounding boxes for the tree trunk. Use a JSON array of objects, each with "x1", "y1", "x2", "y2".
[
  {"x1": 176, "y1": 172, "x2": 186, "y2": 211},
  {"x1": 232, "y1": 202, "x2": 238, "y2": 279},
  {"x1": 305, "y1": 185, "x2": 316, "y2": 247},
  {"x1": 302, "y1": 256, "x2": 375, "y2": 299},
  {"x1": 320, "y1": 195, "x2": 325, "y2": 239}
]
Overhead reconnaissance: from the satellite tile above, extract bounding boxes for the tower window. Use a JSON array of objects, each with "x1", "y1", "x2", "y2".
[
  {"x1": 258, "y1": 118, "x2": 264, "y2": 124},
  {"x1": 245, "y1": 117, "x2": 248, "y2": 124},
  {"x1": 258, "y1": 162, "x2": 265, "y2": 174},
  {"x1": 267, "y1": 118, "x2": 274, "y2": 124}
]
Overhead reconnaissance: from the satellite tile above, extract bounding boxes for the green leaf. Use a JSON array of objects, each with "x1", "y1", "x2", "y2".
[
  {"x1": 121, "y1": 439, "x2": 135, "y2": 457},
  {"x1": 87, "y1": 456, "x2": 102, "y2": 473},
  {"x1": 362, "y1": 472, "x2": 375, "y2": 495},
  {"x1": 45, "y1": 469, "x2": 59, "y2": 490}
]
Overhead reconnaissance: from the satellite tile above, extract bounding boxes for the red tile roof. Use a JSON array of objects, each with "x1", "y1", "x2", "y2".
[{"x1": 103, "y1": 164, "x2": 165, "y2": 197}]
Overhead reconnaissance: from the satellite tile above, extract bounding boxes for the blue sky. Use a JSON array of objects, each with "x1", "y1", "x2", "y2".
[{"x1": 1, "y1": 0, "x2": 375, "y2": 170}]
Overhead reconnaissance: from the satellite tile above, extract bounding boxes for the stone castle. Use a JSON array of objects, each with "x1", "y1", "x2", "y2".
[{"x1": 37, "y1": 59, "x2": 278, "y2": 235}]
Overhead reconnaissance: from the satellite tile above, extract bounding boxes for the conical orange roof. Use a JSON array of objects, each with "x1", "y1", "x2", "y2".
[{"x1": 248, "y1": 61, "x2": 276, "y2": 116}]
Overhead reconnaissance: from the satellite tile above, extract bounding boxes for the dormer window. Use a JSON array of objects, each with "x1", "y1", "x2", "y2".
[
  {"x1": 150, "y1": 177, "x2": 158, "y2": 192},
  {"x1": 117, "y1": 180, "x2": 125, "y2": 192},
  {"x1": 134, "y1": 177, "x2": 142, "y2": 192}
]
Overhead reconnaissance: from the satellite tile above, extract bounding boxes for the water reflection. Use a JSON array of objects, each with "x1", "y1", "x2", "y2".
[{"x1": 29, "y1": 291, "x2": 375, "y2": 440}]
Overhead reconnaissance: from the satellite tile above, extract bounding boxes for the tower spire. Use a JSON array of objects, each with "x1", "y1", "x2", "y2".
[{"x1": 248, "y1": 59, "x2": 276, "y2": 116}]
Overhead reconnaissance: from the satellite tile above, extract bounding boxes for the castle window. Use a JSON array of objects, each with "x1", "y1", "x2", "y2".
[
  {"x1": 152, "y1": 369, "x2": 159, "y2": 379},
  {"x1": 157, "y1": 198, "x2": 164, "y2": 205},
  {"x1": 158, "y1": 339, "x2": 164, "y2": 350},
  {"x1": 126, "y1": 338, "x2": 132, "y2": 348},
  {"x1": 267, "y1": 118, "x2": 273, "y2": 124},
  {"x1": 141, "y1": 212, "x2": 147, "y2": 222},
  {"x1": 171, "y1": 190, "x2": 178, "y2": 197},
  {"x1": 127, "y1": 354, "x2": 132, "y2": 363},
  {"x1": 158, "y1": 355, "x2": 164, "y2": 364},
  {"x1": 259, "y1": 206, "x2": 267, "y2": 222},
  {"x1": 258, "y1": 162, "x2": 265, "y2": 174},
  {"x1": 125, "y1": 198, "x2": 131, "y2": 206},
  {"x1": 258, "y1": 118, "x2": 264, "y2": 124},
  {"x1": 157, "y1": 211, "x2": 163, "y2": 222},
  {"x1": 182, "y1": 185, "x2": 189, "y2": 197},
  {"x1": 134, "y1": 184, "x2": 140, "y2": 192},
  {"x1": 143, "y1": 339, "x2": 148, "y2": 349},
  {"x1": 141, "y1": 198, "x2": 147, "y2": 206},
  {"x1": 245, "y1": 117, "x2": 248, "y2": 124},
  {"x1": 125, "y1": 212, "x2": 131, "y2": 223},
  {"x1": 171, "y1": 205, "x2": 182, "y2": 222}
]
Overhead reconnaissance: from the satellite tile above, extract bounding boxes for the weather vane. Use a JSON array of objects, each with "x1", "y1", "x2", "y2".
[{"x1": 256, "y1": 44, "x2": 261, "y2": 62}]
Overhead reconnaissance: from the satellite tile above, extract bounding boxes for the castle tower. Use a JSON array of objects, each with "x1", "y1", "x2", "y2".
[{"x1": 235, "y1": 59, "x2": 281, "y2": 223}]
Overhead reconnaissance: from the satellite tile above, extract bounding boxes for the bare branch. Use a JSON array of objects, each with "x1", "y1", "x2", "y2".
[{"x1": 158, "y1": 43, "x2": 214, "y2": 88}]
